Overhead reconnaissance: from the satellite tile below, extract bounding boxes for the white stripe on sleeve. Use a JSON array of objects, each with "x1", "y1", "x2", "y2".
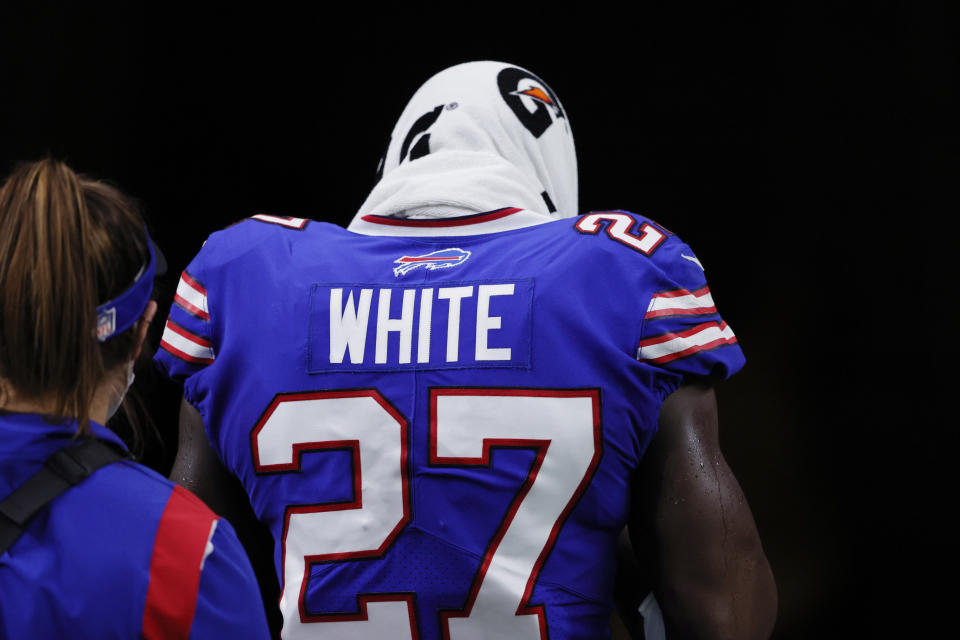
[
  {"x1": 644, "y1": 286, "x2": 716, "y2": 319},
  {"x1": 174, "y1": 272, "x2": 209, "y2": 320},
  {"x1": 637, "y1": 321, "x2": 737, "y2": 365},
  {"x1": 160, "y1": 321, "x2": 215, "y2": 365}
]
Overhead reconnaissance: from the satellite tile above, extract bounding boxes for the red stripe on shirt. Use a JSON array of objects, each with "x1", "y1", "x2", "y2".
[
  {"x1": 173, "y1": 293, "x2": 210, "y2": 321},
  {"x1": 398, "y1": 256, "x2": 463, "y2": 263},
  {"x1": 644, "y1": 334, "x2": 739, "y2": 365},
  {"x1": 159, "y1": 339, "x2": 215, "y2": 366},
  {"x1": 165, "y1": 320, "x2": 213, "y2": 348},
  {"x1": 181, "y1": 270, "x2": 207, "y2": 296},
  {"x1": 644, "y1": 286, "x2": 716, "y2": 319},
  {"x1": 142, "y1": 486, "x2": 219, "y2": 640},
  {"x1": 652, "y1": 285, "x2": 710, "y2": 300},
  {"x1": 637, "y1": 320, "x2": 720, "y2": 347},
  {"x1": 645, "y1": 305, "x2": 718, "y2": 319},
  {"x1": 361, "y1": 207, "x2": 522, "y2": 227}
]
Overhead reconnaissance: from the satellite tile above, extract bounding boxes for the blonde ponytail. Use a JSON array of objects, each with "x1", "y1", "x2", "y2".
[{"x1": 0, "y1": 159, "x2": 150, "y2": 431}]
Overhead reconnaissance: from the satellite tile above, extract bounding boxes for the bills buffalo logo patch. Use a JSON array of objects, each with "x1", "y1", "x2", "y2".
[{"x1": 393, "y1": 248, "x2": 471, "y2": 277}]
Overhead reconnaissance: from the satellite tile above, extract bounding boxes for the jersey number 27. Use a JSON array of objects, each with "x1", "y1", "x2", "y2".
[{"x1": 252, "y1": 388, "x2": 602, "y2": 639}]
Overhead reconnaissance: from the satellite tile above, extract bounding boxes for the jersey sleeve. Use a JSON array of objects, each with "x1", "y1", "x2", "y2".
[
  {"x1": 637, "y1": 235, "x2": 746, "y2": 380},
  {"x1": 154, "y1": 217, "x2": 307, "y2": 385},
  {"x1": 155, "y1": 251, "x2": 216, "y2": 383},
  {"x1": 142, "y1": 485, "x2": 269, "y2": 640}
]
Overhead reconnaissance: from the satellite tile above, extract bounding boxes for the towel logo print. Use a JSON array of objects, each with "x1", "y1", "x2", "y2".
[
  {"x1": 498, "y1": 66, "x2": 566, "y2": 138},
  {"x1": 399, "y1": 104, "x2": 444, "y2": 165},
  {"x1": 393, "y1": 248, "x2": 471, "y2": 277}
]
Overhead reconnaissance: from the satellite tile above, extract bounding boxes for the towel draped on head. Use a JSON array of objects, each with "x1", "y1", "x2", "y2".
[{"x1": 352, "y1": 61, "x2": 578, "y2": 223}]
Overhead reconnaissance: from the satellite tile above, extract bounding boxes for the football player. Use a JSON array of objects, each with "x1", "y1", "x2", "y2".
[{"x1": 156, "y1": 61, "x2": 776, "y2": 639}]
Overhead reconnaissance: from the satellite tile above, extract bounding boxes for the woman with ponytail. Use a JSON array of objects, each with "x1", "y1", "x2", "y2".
[{"x1": 0, "y1": 160, "x2": 269, "y2": 639}]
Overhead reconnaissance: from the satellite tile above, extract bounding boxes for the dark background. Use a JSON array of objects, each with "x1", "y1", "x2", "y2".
[{"x1": 1, "y1": 3, "x2": 955, "y2": 637}]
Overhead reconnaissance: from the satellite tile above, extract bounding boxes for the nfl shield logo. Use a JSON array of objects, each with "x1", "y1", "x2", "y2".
[
  {"x1": 393, "y1": 248, "x2": 471, "y2": 277},
  {"x1": 96, "y1": 308, "x2": 116, "y2": 341}
]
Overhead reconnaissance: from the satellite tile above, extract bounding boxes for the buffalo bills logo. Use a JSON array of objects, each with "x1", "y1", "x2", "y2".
[{"x1": 393, "y1": 248, "x2": 471, "y2": 277}]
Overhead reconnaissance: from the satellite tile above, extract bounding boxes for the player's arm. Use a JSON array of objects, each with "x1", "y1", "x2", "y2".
[
  {"x1": 170, "y1": 397, "x2": 283, "y2": 637},
  {"x1": 629, "y1": 379, "x2": 776, "y2": 639},
  {"x1": 153, "y1": 239, "x2": 281, "y2": 633},
  {"x1": 169, "y1": 397, "x2": 244, "y2": 516}
]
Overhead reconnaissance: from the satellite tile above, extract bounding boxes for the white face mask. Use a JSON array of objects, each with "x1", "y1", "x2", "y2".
[{"x1": 105, "y1": 361, "x2": 135, "y2": 422}]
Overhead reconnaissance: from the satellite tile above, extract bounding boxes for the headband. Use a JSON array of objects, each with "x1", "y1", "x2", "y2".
[{"x1": 95, "y1": 231, "x2": 156, "y2": 342}]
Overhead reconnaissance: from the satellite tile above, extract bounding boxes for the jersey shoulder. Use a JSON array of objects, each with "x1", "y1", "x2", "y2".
[
  {"x1": 155, "y1": 214, "x2": 345, "y2": 383},
  {"x1": 563, "y1": 209, "x2": 743, "y2": 380},
  {"x1": 191, "y1": 214, "x2": 340, "y2": 272},
  {"x1": 563, "y1": 209, "x2": 710, "y2": 290}
]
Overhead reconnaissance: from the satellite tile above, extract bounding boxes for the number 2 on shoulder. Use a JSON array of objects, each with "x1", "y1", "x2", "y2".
[
  {"x1": 575, "y1": 212, "x2": 667, "y2": 256},
  {"x1": 252, "y1": 388, "x2": 602, "y2": 639}
]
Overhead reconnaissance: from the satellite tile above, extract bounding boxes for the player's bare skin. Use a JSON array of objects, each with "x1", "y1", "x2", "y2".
[
  {"x1": 625, "y1": 380, "x2": 777, "y2": 639},
  {"x1": 172, "y1": 398, "x2": 283, "y2": 636}
]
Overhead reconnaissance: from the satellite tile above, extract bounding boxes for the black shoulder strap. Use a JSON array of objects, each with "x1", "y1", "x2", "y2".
[{"x1": 0, "y1": 438, "x2": 131, "y2": 555}]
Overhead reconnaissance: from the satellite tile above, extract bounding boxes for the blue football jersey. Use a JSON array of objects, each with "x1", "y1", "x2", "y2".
[{"x1": 155, "y1": 208, "x2": 744, "y2": 640}]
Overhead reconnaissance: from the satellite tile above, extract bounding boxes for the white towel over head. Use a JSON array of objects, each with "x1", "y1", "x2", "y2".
[{"x1": 352, "y1": 60, "x2": 578, "y2": 224}]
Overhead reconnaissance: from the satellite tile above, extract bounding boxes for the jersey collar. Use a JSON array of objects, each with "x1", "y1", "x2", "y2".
[{"x1": 347, "y1": 207, "x2": 553, "y2": 237}]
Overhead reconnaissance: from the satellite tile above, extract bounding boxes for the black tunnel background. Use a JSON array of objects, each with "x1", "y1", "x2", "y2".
[{"x1": 1, "y1": 3, "x2": 955, "y2": 637}]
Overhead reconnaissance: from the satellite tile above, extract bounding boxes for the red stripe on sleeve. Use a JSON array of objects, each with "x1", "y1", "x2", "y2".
[
  {"x1": 637, "y1": 320, "x2": 717, "y2": 347},
  {"x1": 159, "y1": 339, "x2": 215, "y2": 365},
  {"x1": 165, "y1": 320, "x2": 213, "y2": 348},
  {"x1": 142, "y1": 485, "x2": 219, "y2": 640},
  {"x1": 652, "y1": 285, "x2": 710, "y2": 300},
  {"x1": 645, "y1": 334, "x2": 738, "y2": 365},
  {"x1": 174, "y1": 293, "x2": 210, "y2": 321},
  {"x1": 181, "y1": 270, "x2": 207, "y2": 296}
]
